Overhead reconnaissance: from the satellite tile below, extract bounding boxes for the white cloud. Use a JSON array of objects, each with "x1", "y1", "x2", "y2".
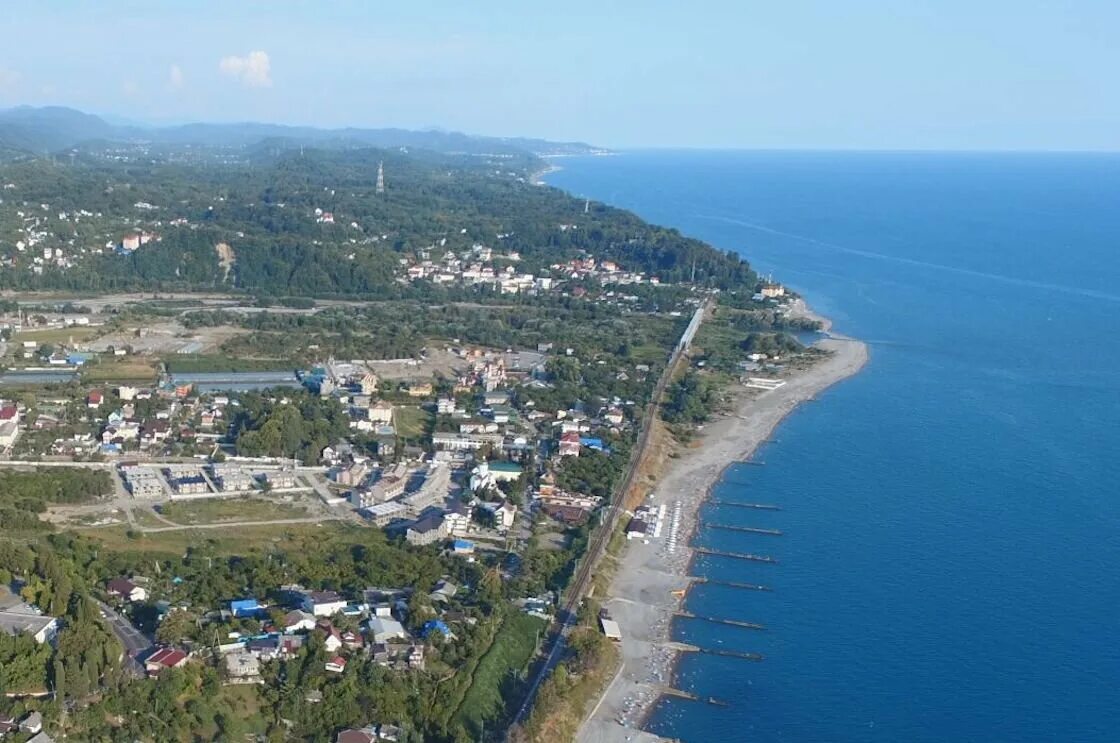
[
  {"x1": 219, "y1": 51, "x2": 272, "y2": 88},
  {"x1": 169, "y1": 64, "x2": 184, "y2": 89}
]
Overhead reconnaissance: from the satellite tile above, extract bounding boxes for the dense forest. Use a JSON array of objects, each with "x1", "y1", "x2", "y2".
[
  {"x1": 0, "y1": 468, "x2": 113, "y2": 532},
  {"x1": 0, "y1": 144, "x2": 755, "y2": 298},
  {"x1": 230, "y1": 392, "x2": 351, "y2": 463}
]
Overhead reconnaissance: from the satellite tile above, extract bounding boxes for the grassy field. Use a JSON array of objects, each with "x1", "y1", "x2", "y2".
[
  {"x1": 80, "y1": 357, "x2": 159, "y2": 382},
  {"x1": 13, "y1": 326, "x2": 103, "y2": 344},
  {"x1": 454, "y1": 611, "x2": 546, "y2": 738},
  {"x1": 158, "y1": 496, "x2": 307, "y2": 525},
  {"x1": 164, "y1": 354, "x2": 296, "y2": 373},
  {"x1": 130, "y1": 507, "x2": 168, "y2": 528},
  {"x1": 394, "y1": 405, "x2": 433, "y2": 440},
  {"x1": 77, "y1": 521, "x2": 351, "y2": 555}
]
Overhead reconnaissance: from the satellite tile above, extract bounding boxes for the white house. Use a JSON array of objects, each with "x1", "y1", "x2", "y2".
[
  {"x1": 369, "y1": 400, "x2": 394, "y2": 425},
  {"x1": 367, "y1": 616, "x2": 409, "y2": 643},
  {"x1": 300, "y1": 591, "x2": 348, "y2": 617},
  {"x1": 282, "y1": 610, "x2": 317, "y2": 633},
  {"x1": 106, "y1": 577, "x2": 148, "y2": 603}
]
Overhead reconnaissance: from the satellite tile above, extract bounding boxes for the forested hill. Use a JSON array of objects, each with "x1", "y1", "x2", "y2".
[
  {"x1": 0, "y1": 144, "x2": 756, "y2": 299},
  {"x1": 0, "y1": 106, "x2": 603, "y2": 158}
]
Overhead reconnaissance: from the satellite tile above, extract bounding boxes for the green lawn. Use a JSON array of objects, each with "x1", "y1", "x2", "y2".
[
  {"x1": 163, "y1": 354, "x2": 295, "y2": 373},
  {"x1": 77, "y1": 521, "x2": 350, "y2": 556},
  {"x1": 13, "y1": 326, "x2": 103, "y2": 345},
  {"x1": 80, "y1": 357, "x2": 160, "y2": 382},
  {"x1": 394, "y1": 405, "x2": 433, "y2": 440},
  {"x1": 453, "y1": 611, "x2": 546, "y2": 738},
  {"x1": 158, "y1": 496, "x2": 306, "y2": 525}
]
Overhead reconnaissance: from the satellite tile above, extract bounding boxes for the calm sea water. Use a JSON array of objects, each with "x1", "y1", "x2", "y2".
[{"x1": 547, "y1": 152, "x2": 1120, "y2": 742}]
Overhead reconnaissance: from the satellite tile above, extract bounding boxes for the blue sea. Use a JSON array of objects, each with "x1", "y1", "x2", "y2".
[{"x1": 546, "y1": 152, "x2": 1120, "y2": 743}]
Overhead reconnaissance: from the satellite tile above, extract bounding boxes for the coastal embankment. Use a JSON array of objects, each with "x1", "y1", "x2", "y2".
[{"x1": 578, "y1": 300, "x2": 868, "y2": 743}]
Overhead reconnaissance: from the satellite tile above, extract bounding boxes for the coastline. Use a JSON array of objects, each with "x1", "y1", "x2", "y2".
[
  {"x1": 577, "y1": 299, "x2": 869, "y2": 743},
  {"x1": 530, "y1": 162, "x2": 562, "y2": 185}
]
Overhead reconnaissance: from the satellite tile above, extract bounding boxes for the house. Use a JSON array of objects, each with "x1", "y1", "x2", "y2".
[
  {"x1": 0, "y1": 610, "x2": 59, "y2": 644},
  {"x1": 301, "y1": 590, "x2": 348, "y2": 617},
  {"x1": 369, "y1": 400, "x2": 394, "y2": 424},
  {"x1": 282, "y1": 609, "x2": 317, "y2": 633},
  {"x1": 600, "y1": 616, "x2": 622, "y2": 641},
  {"x1": 336, "y1": 728, "x2": 379, "y2": 743},
  {"x1": 405, "y1": 513, "x2": 448, "y2": 546},
  {"x1": 341, "y1": 629, "x2": 364, "y2": 650},
  {"x1": 230, "y1": 598, "x2": 264, "y2": 618},
  {"x1": 18, "y1": 711, "x2": 42, "y2": 735},
  {"x1": 106, "y1": 577, "x2": 148, "y2": 603},
  {"x1": 87, "y1": 390, "x2": 103, "y2": 409},
  {"x1": 318, "y1": 622, "x2": 344, "y2": 653},
  {"x1": 212, "y1": 467, "x2": 255, "y2": 492},
  {"x1": 558, "y1": 431, "x2": 581, "y2": 457},
  {"x1": 479, "y1": 501, "x2": 517, "y2": 531},
  {"x1": 580, "y1": 436, "x2": 607, "y2": 452},
  {"x1": 0, "y1": 417, "x2": 20, "y2": 447},
  {"x1": 362, "y1": 501, "x2": 408, "y2": 527},
  {"x1": 443, "y1": 501, "x2": 472, "y2": 536},
  {"x1": 367, "y1": 616, "x2": 409, "y2": 643},
  {"x1": 541, "y1": 503, "x2": 591, "y2": 526},
  {"x1": 625, "y1": 517, "x2": 650, "y2": 540},
  {"x1": 429, "y1": 579, "x2": 458, "y2": 603},
  {"x1": 604, "y1": 407, "x2": 625, "y2": 426},
  {"x1": 405, "y1": 382, "x2": 433, "y2": 398},
  {"x1": 358, "y1": 372, "x2": 380, "y2": 395},
  {"x1": 263, "y1": 470, "x2": 299, "y2": 490},
  {"x1": 170, "y1": 474, "x2": 209, "y2": 496},
  {"x1": 331, "y1": 461, "x2": 369, "y2": 487},
  {"x1": 486, "y1": 460, "x2": 523, "y2": 483},
  {"x1": 144, "y1": 647, "x2": 190, "y2": 675},
  {"x1": 325, "y1": 655, "x2": 347, "y2": 673}
]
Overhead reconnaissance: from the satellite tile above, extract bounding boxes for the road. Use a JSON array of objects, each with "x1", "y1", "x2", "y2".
[
  {"x1": 511, "y1": 299, "x2": 709, "y2": 727},
  {"x1": 94, "y1": 598, "x2": 151, "y2": 677}
]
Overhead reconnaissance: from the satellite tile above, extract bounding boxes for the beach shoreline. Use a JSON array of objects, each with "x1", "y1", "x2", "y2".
[{"x1": 577, "y1": 299, "x2": 869, "y2": 743}]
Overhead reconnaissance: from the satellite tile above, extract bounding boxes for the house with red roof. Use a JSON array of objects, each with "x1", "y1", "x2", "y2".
[
  {"x1": 144, "y1": 647, "x2": 189, "y2": 676},
  {"x1": 558, "y1": 431, "x2": 581, "y2": 457}
]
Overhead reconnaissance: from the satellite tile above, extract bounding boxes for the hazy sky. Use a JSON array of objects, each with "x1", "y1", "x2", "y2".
[{"x1": 0, "y1": 0, "x2": 1116, "y2": 149}]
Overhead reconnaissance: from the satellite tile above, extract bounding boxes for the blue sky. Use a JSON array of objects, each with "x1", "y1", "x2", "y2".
[{"x1": 0, "y1": 0, "x2": 1116, "y2": 149}]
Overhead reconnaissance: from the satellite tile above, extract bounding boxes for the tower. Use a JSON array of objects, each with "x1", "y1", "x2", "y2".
[{"x1": 376, "y1": 161, "x2": 385, "y2": 194}]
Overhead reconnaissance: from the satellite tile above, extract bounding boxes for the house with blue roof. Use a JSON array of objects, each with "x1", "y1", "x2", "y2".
[
  {"x1": 230, "y1": 598, "x2": 265, "y2": 618},
  {"x1": 580, "y1": 437, "x2": 609, "y2": 453}
]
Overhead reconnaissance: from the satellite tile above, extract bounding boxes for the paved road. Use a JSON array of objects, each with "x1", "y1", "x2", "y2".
[
  {"x1": 511, "y1": 299, "x2": 710, "y2": 727},
  {"x1": 94, "y1": 598, "x2": 151, "y2": 676}
]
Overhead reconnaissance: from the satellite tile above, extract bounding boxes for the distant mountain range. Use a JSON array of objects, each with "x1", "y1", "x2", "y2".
[{"x1": 0, "y1": 105, "x2": 606, "y2": 158}]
